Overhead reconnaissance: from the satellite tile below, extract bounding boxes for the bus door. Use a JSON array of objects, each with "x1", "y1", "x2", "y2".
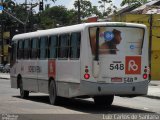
[
  {"x1": 37, "y1": 36, "x2": 49, "y2": 93},
  {"x1": 56, "y1": 33, "x2": 81, "y2": 97},
  {"x1": 90, "y1": 26, "x2": 148, "y2": 83},
  {"x1": 22, "y1": 38, "x2": 39, "y2": 92}
]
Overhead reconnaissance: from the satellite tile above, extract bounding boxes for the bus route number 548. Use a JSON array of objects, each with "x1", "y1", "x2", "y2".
[{"x1": 110, "y1": 63, "x2": 124, "y2": 71}]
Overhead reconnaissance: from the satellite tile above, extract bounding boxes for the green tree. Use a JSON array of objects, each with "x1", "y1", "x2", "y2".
[
  {"x1": 98, "y1": 0, "x2": 117, "y2": 16},
  {"x1": 66, "y1": 9, "x2": 77, "y2": 25},
  {"x1": 74, "y1": 0, "x2": 92, "y2": 18},
  {"x1": 44, "y1": 0, "x2": 57, "y2": 2},
  {"x1": 40, "y1": 6, "x2": 77, "y2": 29},
  {"x1": 98, "y1": 0, "x2": 111, "y2": 14},
  {"x1": 120, "y1": 0, "x2": 149, "y2": 6},
  {"x1": 91, "y1": 6, "x2": 102, "y2": 17}
]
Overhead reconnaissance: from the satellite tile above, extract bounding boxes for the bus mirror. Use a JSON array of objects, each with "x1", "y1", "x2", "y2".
[{"x1": 95, "y1": 27, "x2": 99, "y2": 61}]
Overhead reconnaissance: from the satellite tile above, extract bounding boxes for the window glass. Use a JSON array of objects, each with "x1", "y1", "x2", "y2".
[
  {"x1": 58, "y1": 34, "x2": 69, "y2": 59},
  {"x1": 31, "y1": 38, "x2": 38, "y2": 59},
  {"x1": 17, "y1": 40, "x2": 24, "y2": 59},
  {"x1": 49, "y1": 35, "x2": 58, "y2": 58},
  {"x1": 32, "y1": 38, "x2": 37, "y2": 49},
  {"x1": 89, "y1": 27, "x2": 144, "y2": 55},
  {"x1": 39, "y1": 37, "x2": 48, "y2": 59},
  {"x1": 10, "y1": 42, "x2": 16, "y2": 67},
  {"x1": 70, "y1": 32, "x2": 81, "y2": 59},
  {"x1": 24, "y1": 39, "x2": 30, "y2": 59}
]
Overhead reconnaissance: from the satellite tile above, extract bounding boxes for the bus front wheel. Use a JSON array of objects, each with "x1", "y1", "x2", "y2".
[
  {"x1": 49, "y1": 80, "x2": 58, "y2": 105},
  {"x1": 93, "y1": 95, "x2": 114, "y2": 107},
  {"x1": 19, "y1": 79, "x2": 29, "y2": 98}
]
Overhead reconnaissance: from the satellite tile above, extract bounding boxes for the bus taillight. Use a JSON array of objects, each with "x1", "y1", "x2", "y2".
[
  {"x1": 84, "y1": 73, "x2": 90, "y2": 79},
  {"x1": 84, "y1": 66, "x2": 90, "y2": 79},
  {"x1": 143, "y1": 66, "x2": 149, "y2": 79},
  {"x1": 143, "y1": 74, "x2": 148, "y2": 79}
]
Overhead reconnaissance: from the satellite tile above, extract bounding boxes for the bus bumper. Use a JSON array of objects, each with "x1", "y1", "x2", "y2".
[{"x1": 80, "y1": 80, "x2": 149, "y2": 97}]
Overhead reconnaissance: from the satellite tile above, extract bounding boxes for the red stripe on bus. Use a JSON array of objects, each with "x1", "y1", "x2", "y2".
[{"x1": 48, "y1": 60, "x2": 56, "y2": 78}]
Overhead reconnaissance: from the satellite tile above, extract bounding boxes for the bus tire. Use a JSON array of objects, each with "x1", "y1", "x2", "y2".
[
  {"x1": 49, "y1": 80, "x2": 58, "y2": 105},
  {"x1": 19, "y1": 79, "x2": 29, "y2": 99},
  {"x1": 93, "y1": 95, "x2": 114, "y2": 107}
]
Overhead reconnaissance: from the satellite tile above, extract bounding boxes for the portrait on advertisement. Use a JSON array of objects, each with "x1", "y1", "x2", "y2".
[{"x1": 89, "y1": 27, "x2": 122, "y2": 54}]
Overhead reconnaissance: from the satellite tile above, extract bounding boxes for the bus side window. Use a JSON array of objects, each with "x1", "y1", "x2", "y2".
[
  {"x1": 24, "y1": 39, "x2": 30, "y2": 59},
  {"x1": 31, "y1": 38, "x2": 38, "y2": 59},
  {"x1": 39, "y1": 36, "x2": 48, "y2": 59},
  {"x1": 70, "y1": 32, "x2": 81, "y2": 59},
  {"x1": 17, "y1": 40, "x2": 24, "y2": 59},
  {"x1": 58, "y1": 34, "x2": 69, "y2": 59},
  {"x1": 10, "y1": 42, "x2": 17, "y2": 67},
  {"x1": 48, "y1": 35, "x2": 58, "y2": 59}
]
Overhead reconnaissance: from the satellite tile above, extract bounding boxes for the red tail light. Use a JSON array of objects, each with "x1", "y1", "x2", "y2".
[
  {"x1": 143, "y1": 74, "x2": 148, "y2": 79},
  {"x1": 84, "y1": 66, "x2": 90, "y2": 79},
  {"x1": 84, "y1": 74, "x2": 90, "y2": 79},
  {"x1": 143, "y1": 66, "x2": 149, "y2": 79}
]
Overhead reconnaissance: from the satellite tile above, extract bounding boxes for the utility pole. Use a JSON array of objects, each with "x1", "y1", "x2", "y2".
[
  {"x1": 25, "y1": 0, "x2": 27, "y2": 32},
  {"x1": 1, "y1": 0, "x2": 4, "y2": 64},
  {"x1": 149, "y1": 14, "x2": 153, "y2": 80},
  {"x1": 77, "y1": 0, "x2": 81, "y2": 24},
  {"x1": 30, "y1": 3, "x2": 33, "y2": 31},
  {"x1": 22, "y1": 1, "x2": 38, "y2": 32},
  {"x1": 25, "y1": 0, "x2": 27, "y2": 10}
]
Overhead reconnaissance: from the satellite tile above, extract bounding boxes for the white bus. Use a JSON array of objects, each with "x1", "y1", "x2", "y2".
[{"x1": 10, "y1": 22, "x2": 149, "y2": 106}]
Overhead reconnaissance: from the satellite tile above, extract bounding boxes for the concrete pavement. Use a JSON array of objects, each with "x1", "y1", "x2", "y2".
[
  {"x1": 147, "y1": 80, "x2": 160, "y2": 99},
  {"x1": 0, "y1": 73, "x2": 160, "y2": 99}
]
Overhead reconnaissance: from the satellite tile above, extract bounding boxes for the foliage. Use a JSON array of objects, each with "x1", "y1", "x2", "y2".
[
  {"x1": 44, "y1": 0, "x2": 57, "y2": 2},
  {"x1": 40, "y1": 6, "x2": 77, "y2": 29},
  {"x1": 0, "y1": 0, "x2": 121, "y2": 33},
  {"x1": 74, "y1": 0, "x2": 92, "y2": 18},
  {"x1": 120, "y1": 0, "x2": 149, "y2": 6},
  {"x1": 98, "y1": 0, "x2": 117, "y2": 16},
  {"x1": 91, "y1": 6, "x2": 102, "y2": 18}
]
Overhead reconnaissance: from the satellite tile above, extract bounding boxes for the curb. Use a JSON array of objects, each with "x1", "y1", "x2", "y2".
[
  {"x1": 149, "y1": 84, "x2": 159, "y2": 86},
  {"x1": 144, "y1": 95, "x2": 160, "y2": 100},
  {"x1": 0, "y1": 77, "x2": 10, "y2": 80}
]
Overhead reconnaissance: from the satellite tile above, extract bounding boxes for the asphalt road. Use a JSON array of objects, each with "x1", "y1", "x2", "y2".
[{"x1": 0, "y1": 78, "x2": 160, "y2": 120}]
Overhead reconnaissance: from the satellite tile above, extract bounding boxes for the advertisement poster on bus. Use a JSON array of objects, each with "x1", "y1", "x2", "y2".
[{"x1": 89, "y1": 26, "x2": 144, "y2": 55}]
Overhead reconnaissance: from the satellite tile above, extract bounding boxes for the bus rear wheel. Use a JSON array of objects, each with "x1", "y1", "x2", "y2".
[
  {"x1": 19, "y1": 79, "x2": 29, "y2": 98},
  {"x1": 49, "y1": 80, "x2": 58, "y2": 105},
  {"x1": 93, "y1": 95, "x2": 114, "y2": 107}
]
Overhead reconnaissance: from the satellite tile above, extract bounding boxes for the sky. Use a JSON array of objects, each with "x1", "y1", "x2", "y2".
[
  {"x1": 53, "y1": 0, "x2": 123, "y2": 9},
  {"x1": 12, "y1": 0, "x2": 123, "y2": 11}
]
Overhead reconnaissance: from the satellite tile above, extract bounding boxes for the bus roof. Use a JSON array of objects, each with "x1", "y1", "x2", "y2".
[{"x1": 12, "y1": 22, "x2": 147, "y2": 41}]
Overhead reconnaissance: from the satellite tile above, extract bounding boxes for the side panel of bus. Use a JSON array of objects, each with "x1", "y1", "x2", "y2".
[
  {"x1": 22, "y1": 60, "x2": 39, "y2": 92},
  {"x1": 56, "y1": 60, "x2": 81, "y2": 97},
  {"x1": 37, "y1": 60, "x2": 48, "y2": 93},
  {"x1": 56, "y1": 32, "x2": 81, "y2": 98}
]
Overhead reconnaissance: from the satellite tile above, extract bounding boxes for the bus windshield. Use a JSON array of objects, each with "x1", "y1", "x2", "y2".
[{"x1": 89, "y1": 26, "x2": 145, "y2": 55}]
